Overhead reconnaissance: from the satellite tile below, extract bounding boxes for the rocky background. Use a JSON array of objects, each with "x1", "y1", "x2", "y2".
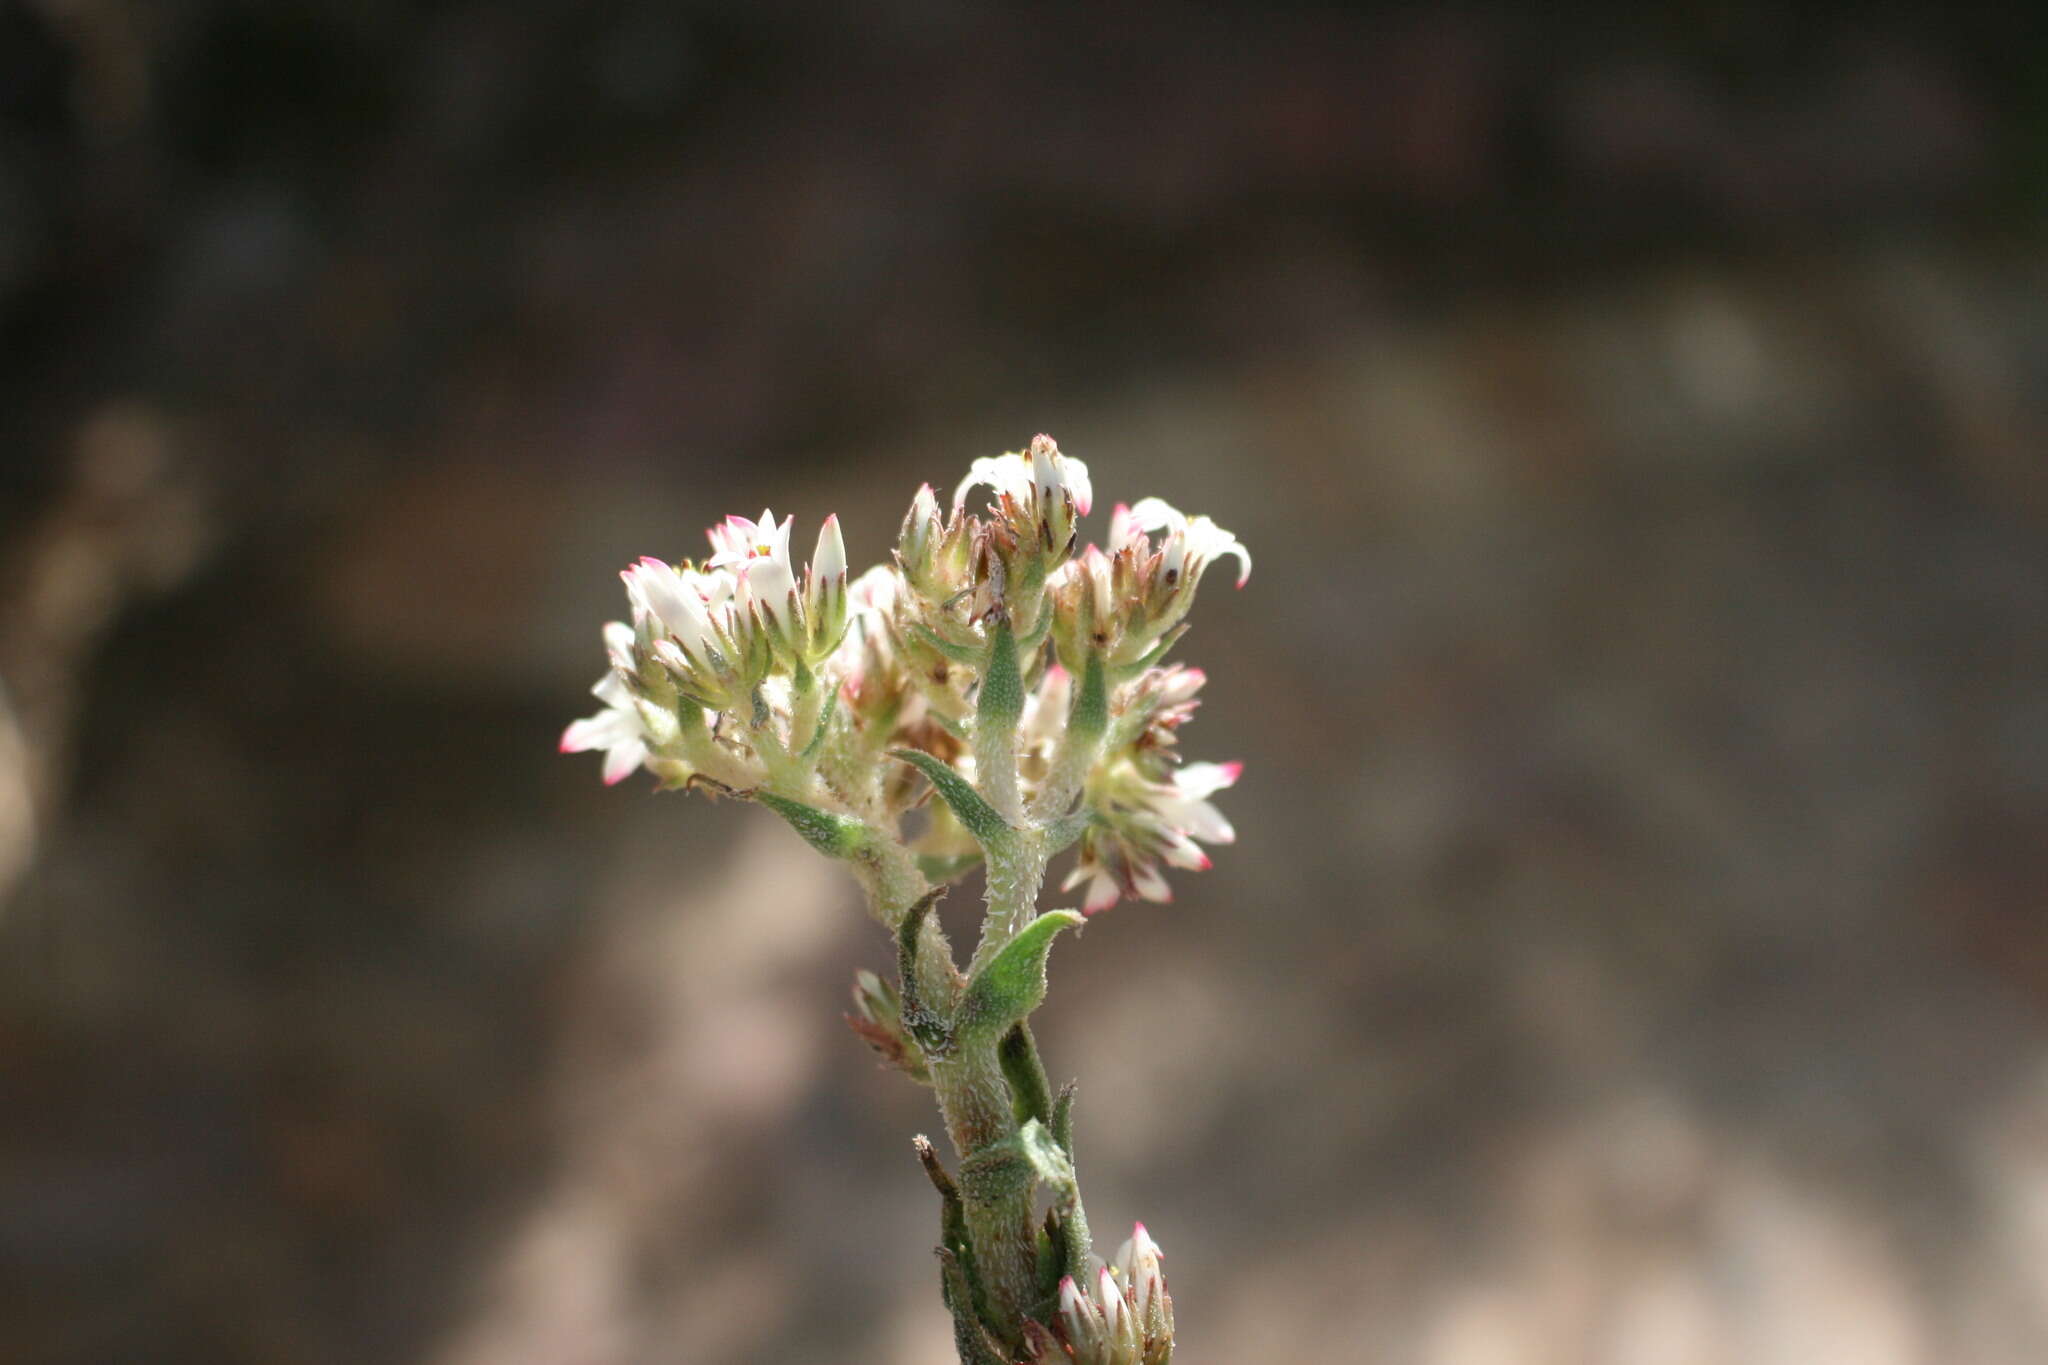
[{"x1": 2, "y1": 4, "x2": 2046, "y2": 1362}]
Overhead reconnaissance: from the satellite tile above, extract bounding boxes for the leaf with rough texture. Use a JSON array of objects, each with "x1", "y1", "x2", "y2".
[
  {"x1": 999, "y1": 1023, "x2": 1054, "y2": 1129},
  {"x1": 1070, "y1": 651, "x2": 1108, "y2": 741},
  {"x1": 896, "y1": 887, "x2": 953, "y2": 1056},
  {"x1": 754, "y1": 791, "x2": 869, "y2": 859},
  {"x1": 893, "y1": 748, "x2": 1016, "y2": 847},
  {"x1": 977, "y1": 619, "x2": 1024, "y2": 727},
  {"x1": 955, "y1": 910, "x2": 1082, "y2": 1048},
  {"x1": 916, "y1": 850, "x2": 985, "y2": 884},
  {"x1": 937, "y1": 1247, "x2": 1010, "y2": 1365}
]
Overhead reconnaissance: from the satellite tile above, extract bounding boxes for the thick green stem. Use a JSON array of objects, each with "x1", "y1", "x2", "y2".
[
  {"x1": 1029, "y1": 651, "x2": 1107, "y2": 823},
  {"x1": 853, "y1": 839, "x2": 960, "y2": 1015},
  {"x1": 966, "y1": 834, "x2": 1048, "y2": 979},
  {"x1": 930, "y1": 1043, "x2": 1037, "y2": 1343},
  {"x1": 973, "y1": 620, "x2": 1025, "y2": 826}
]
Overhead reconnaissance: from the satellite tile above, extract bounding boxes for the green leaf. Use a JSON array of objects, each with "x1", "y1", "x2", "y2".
[
  {"x1": 896, "y1": 887, "x2": 953, "y2": 1056},
  {"x1": 754, "y1": 791, "x2": 869, "y2": 859},
  {"x1": 1042, "y1": 806, "x2": 1095, "y2": 856},
  {"x1": 915, "y1": 850, "x2": 985, "y2": 884},
  {"x1": 1070, "y1": 651, "x2": 1108, "y2": 741},
  {"x1": 917, "y1": 1136, "x2": 995, "y2": 1335},
  {"x1": 911, "y1": 623, "x2": 983, "y2": 666},
  {"x1": 954, "y1": 910, "x2": 1082, "y2": 1049},
  {"x1": 958, "y1": 1117, "x2": 1074, "y2": 1205},
  {"x1": 977, "y1": 619, "x2": 1024, "y2": 727},
  {"x1": 936, "y1": 1248, "x2": 1009, "y2": 1365},
  {"x1": 892, "y1": 749, "x2": 1016, "y2": 847},
  {"x1": 1015, "y1": 1117, "x2": 1075, "y2": 1191},
  {"x1": 1051, "y1": 1082, "x2": 1077, "y2": 1157},
  {"x1": 999, "y1": 1023, "x2": 1054, "y2": 1129},
  {"x1": 797, "y1": 686, "x2": 839, "y2": 763}
]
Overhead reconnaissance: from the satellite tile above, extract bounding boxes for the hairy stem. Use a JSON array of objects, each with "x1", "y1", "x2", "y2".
[{"x1": 930, "y1": 1042, "x2": 1037, "y2": 1343}]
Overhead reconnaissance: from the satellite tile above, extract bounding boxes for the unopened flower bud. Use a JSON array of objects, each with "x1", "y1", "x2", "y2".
[
  {"x1": 1116, "y1": 1223, "x2": 1174, "y2": 1361},
  {"x1": 1050, "y1": 544, "x2": 1120, "y2": 673},
  {"x1": 954, "y1": 435, "x2": 1093, "y2": 624},
  {"x1": 1058, "y1": 1275, "x2": 1111, "y2": 1364},
  {"x1": 844, "y1": 968, "x2": 928, "y2": 1083},
  {"x1": 800, "y1": 513, "x2": 850, "y2": 663},
  {"x1": 1099, "y1": 1266, "x2": 1140, "y2": 1357},
  {"x1": 897, "y1": 483, "x2": 973, "y2": 603}
]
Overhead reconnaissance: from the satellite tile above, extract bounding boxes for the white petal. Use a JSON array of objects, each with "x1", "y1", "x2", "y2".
[
  {"x1": 1157, "y1": 794, "x2": 1234, "y2": 845},
  {"x1": 1159, "y1": 830, "x2": 1211, "y2": 870},
  {"x1": 953, "y1": 453, "x2": 1031, "y2": 509},
  {"x1": 1108, "y1": 503, "x2": 1145, "y2": 554},
  {"x1": 1173, "y1": 760, "x2": 1241, "y2": 800},
  {"x1": 1127, "y1": 497, "x2": 1186, "y2": 534},
  {"x1": 600, "y1": 737, "x2": 647, "y2": 785},
  {"x1": 812, "y1": 514, "x2": 846, "y2": 581},
  {"x1": 1131, "y1": 861, "x2": 1173, "y2": 902},
  {"x1": 1185, "y1": 515, "x2": 1251, "y2": 586},
  {"x1": 1068, "y1": 866, "x2": 1120, "y2": 915},
  {"x1": 602, "y1": 620, "x2": 637, "y2": 671},
  {"x1": 561, "y1": 706, "x2": 639, "y2": 754},
  {"x1": 1061, "y1": 455, "x2": 1093, "y2": 516}
]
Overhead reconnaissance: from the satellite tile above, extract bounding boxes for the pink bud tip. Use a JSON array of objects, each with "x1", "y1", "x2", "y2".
[
  {"x1": 557, "y1": 729, "x2": 579, "y2": 753},
  {"x1": 1195, "y1": 852, "x2": 1212, "y2": 871},
  {"x1": 1219, "y1": 760, "x2": 1245, "y2": 782},
  {"x1": 1044, "y1": 662, "x2": 1068, "y2": 682},
  {"x1": 601, "y1": 768, "x2": 629, "y2": 786}
]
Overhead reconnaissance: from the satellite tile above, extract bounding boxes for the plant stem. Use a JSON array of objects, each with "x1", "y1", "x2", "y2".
[{"x1": 929, "y1": 1043, "x2": 1038, "y2": 1344}]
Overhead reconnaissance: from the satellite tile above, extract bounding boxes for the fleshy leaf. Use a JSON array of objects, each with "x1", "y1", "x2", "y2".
[
  {"x1": 999, "y1": 1023, "x2": 1054, "y2": 1129},
  {"x1": 916, "y1": 850, "x2": 985, "y2": 884},
  {"x1": 954, "y1": 910, "x2": 1082, "y2": 1048},
  {"x1": 754, "y1": 791, "x2": 869, "y2": 859},
  {"x1": 937, "y1": 1247, "x2": 1009, "y2": 1365},
  {"x1": 896, "y1": 887, "x2": 954, "y2": 1056},
  {"x1": 893, "y1": 748, "x2": 1016, "y2": 847},
  {"x1": 1069, "y1": 651, "x2": 1108, "y2": 742},
  {"x1": 977, "y1": 618, "x2": 1024, "y2": 727},
  {"x1": 917, "y1": 1136, "x2": 995, "y2": 1335}
]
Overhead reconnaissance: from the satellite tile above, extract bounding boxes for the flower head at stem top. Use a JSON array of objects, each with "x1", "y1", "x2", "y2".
[{"x1": 562, "y1": 436, "x2": 1245, "y2": 1363}]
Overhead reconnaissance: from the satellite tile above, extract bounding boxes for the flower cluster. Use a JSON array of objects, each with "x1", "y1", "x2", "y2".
[
  {"x1": 1021, "y1": 1225, "x2": 1174, "y2": 1365},
  {"x1": 562, "y1": 435, "x2": 1247, "y2": 915},
  {"x1": 564, "y1": 435, "x2": 1245, "y2": 1363}
]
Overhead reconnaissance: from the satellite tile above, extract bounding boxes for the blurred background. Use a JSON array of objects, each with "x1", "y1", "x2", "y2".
[{"x1": 2, "y1": 3, "x2": 2046, "y2": 1362}]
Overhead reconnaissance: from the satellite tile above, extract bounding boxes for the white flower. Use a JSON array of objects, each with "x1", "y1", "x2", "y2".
[
  {"x1": 1064, "y1": 757, "x2": 1241, "y2": 913},
  {"x1": 803, "y1": 514, "x2": 849, "y2": 654},
  {"x1": 1117, "y1": 497, "x2": 1250, "y2": 589},
  {"x1": 621, "y1": 558, "x2": 734, "y2": 658},
  {"x1": 559, "y1": 671, "x2": 649, "y2": 785},
  {"x1": 705, "y1": 508, "x2": 794, "y2": 576},
  {"x1": 1051, "y1": 1233, "x2": 1173, "y2": 1365},
  {"x1": 955, "y1": 435, "x2": 1093, "y2": 582}
]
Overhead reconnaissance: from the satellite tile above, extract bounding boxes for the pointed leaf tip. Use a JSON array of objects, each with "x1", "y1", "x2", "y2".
[
  {"x1": 891, "y1": 748, "x2": 1016, "y2": 846},
  {"x1": 754, "y1": 791, "x2": 869, "y2": 859},
  {"x1": 955, "y1": 910, "x2": 1083, "y2": 1047}
]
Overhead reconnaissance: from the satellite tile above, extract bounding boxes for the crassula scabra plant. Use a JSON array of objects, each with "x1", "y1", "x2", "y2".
[{"x1": 562, "y1": 436, "x2": 1247, "y2": 1363}]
